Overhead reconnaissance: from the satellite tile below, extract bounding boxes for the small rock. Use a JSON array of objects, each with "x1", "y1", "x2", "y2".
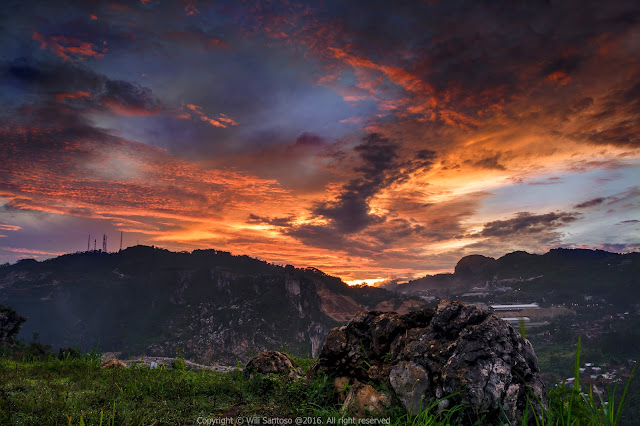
[
  {"x1": 341, "y1": 381, "x2": 391, "y2": 416},
  {"x1": 244, "y1": 350, "x2": 299, "y2": 378}
]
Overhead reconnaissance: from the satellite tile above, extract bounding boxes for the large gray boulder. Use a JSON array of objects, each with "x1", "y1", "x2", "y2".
[{"x1": 315, "y1": 300, "x2": 545, "y2": 424}]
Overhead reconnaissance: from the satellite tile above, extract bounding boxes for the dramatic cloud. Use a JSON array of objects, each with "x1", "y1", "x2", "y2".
[
  {"x1": 4, "y1": 59, "x2": 164, "y2": 117},
  {"x1": 304, "y1": 133, "x2": 440, "y2": 236},
  {"x1": 312, "y1": 134, "x2": 400, "y2": 233},
  {"x1": 472, "y1": 153, "x2": 507, "y2": 171},
  {"x1": 0, "y1": 0, "x2": 638, "y2": 280},
  {"x1": 477, "y1": 212, "x2": 581, "y2": 238},
  {"x1": 32, "y1": 31, "x2": 106, "y2": 61},
  {"x1": 575, "y1": 198, "x2": 607, "y2": 209}
]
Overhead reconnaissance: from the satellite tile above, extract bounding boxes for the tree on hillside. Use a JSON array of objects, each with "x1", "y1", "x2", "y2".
[{"x1": 0, "y1": 305, "x2": 27, "y2": 346}]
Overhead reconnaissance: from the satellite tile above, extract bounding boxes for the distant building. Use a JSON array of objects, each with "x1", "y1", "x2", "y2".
[{"x1": 490, "y1": 303, "x2": 539, "y2": 311}]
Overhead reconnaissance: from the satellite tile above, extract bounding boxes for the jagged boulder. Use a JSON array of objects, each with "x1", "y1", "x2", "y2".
[
  {"x1": 244, "y1": 350, "x2": 299, "y2": 378},
  {"x1": 315, "y1": 300, "x2": 545, "y2": 424}
]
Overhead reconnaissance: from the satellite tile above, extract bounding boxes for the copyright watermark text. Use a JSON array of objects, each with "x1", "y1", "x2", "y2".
[{"x1": 195, "y1": 417, "x2": 391, "y2": 425}]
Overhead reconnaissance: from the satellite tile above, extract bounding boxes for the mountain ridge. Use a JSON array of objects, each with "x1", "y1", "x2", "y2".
[
  {"x1": 0, "y1": 245, "x2": 421, "y2": 363},
  {"x1": 1, "y1": 246, "x2": 638, "y2": 363},
  {"x1": 385, "y1": 248, "x2": 639, "y2": 307}
]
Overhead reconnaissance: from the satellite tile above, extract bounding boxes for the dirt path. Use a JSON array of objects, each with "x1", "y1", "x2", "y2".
[{"x1": 101, "y1": 353, "x2": 241, "y2": 372}]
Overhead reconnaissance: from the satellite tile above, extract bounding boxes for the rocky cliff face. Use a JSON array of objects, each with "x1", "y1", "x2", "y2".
[
  {"x1": 147, "y1": 271, "x2": 332, "y2": 363},
  {"x1": 0, "y1": 246, "x2": 420, "y2": 363}
]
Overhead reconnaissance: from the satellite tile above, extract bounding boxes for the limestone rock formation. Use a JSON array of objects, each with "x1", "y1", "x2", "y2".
[
  {"x1": 315, "y1": 300, "x2": 545, "y2": 424},
  {"x1": 244, "y1": 350, "x2": 299, "y2": 378}
]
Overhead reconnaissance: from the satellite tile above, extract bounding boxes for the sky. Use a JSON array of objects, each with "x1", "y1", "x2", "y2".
[{"x1": 1, "y1": 0, "x2": 639, "y2": 284}]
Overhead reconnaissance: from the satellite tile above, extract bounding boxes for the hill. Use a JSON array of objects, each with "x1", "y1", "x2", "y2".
[
  {"x1": 0, "y1": 246, "x2": 420, "y2": 363},
  {"x1": 388, "y1": 249, "x2": 640, "y2": 307}
]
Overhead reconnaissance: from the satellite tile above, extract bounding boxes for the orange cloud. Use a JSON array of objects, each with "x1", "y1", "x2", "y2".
[
  {"x1": 182, "y1": 104, "x2": 238, "y2": 128},
  {"x1": 545, "y1": 71, "x2": 572, "y2": 86},
  {"x1": 200, "y1": 116, "x2": 225, "y2": 128},
  {"x1": 55, "y1": 91, "x2": 92, "y2": 103},
  {"x1": 33, "y1": 31, "x2": 105, "y2": 61},
  {"x1": 328, "y1": 47, "x2": 435, "y2": 97},
  {"x1": 339, "y1": 117, "x2": 363, "y2": 124},
  {"x1": 102, "y1": 99, "x2": 161, "y2": 116},
  {"x1": 0, "y1": 247, "x2": 66, "y2": 257}
]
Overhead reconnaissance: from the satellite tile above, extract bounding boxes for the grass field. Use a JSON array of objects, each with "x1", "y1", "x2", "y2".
[{"x1": 0, "y1": 341, "x2": 636, "y2": 426}]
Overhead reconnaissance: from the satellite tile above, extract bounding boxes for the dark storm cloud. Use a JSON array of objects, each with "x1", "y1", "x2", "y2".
[
  {"x1": 573, "y1": 187, "x2": 639, "y2": 211},
  {"x1": 415, "y1": 149, "x2": 438, "y2": 170},
  {"x1": 310, "y1": 134, "x2": 400, "y2": 233},
  {"x1": 247, "y1": 214, "x2": 295, "y2": 227},
  {"x1": 477, "y1": 212, "x2": 580, "y2": 238},
  {"x1": 3, "y1": 58, "x2": 163, "y2": 115},
  {"x1": 6, "y1": 59, "x2": 101, "y2": 93},
  {"x1": 310, "y1": 133, "x2": 436, "y2": 234},
  {"x1": 472, "y1": 153, "x2": 506, "y2": 171},
  {"x1": 294, "y1": 132, "x2": 326, "y2": 148},
  {"x1": 574, "y1": 197, "x2": 606, "y2": 209},
  {"x1": 314, "y1": 193, "x2": 384, "y2": 234},
  {"x1": 283, "y1": 224, "x2": 350, "y2": 252},
  {"x1": 528, "y1": 177, "x2": 563, "y2": 186},
  {"x1": 101, "y1": 79, "x2": 163, "y2": 114},
  {"x1": 258, "y1": 0, "x2": 640, "y2": 150},
  {"x1": 245, "y1": 132, "x2": 447, "y2": 251},
  {"x1": 580, "y1": 122, "x2": 640, "y2": 148}
]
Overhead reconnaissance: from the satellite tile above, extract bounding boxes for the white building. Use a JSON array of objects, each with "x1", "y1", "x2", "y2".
[{"x1": 490, "y1": 303, "x2": 539, "y2": 311}]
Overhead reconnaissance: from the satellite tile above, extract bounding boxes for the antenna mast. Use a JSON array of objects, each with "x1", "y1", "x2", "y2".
[
  {"x1": 102, "y1": 234, "x2": 107, "y2": 253},
  {"x1": 120, "y1": 232, "x2": 123, "y2": 252},
  {"x1": 94, "y1": 239, "x2": 97, "y2": 251}
]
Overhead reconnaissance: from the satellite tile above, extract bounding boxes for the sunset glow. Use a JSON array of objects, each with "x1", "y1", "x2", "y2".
[{"x1": 1, "y1": 0, "x2": 638, "y2": 283}]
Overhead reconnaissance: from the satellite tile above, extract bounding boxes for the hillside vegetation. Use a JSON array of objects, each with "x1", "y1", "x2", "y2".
[{"x1": 0, "y1": 246, "x2": 418, "y2": 363}]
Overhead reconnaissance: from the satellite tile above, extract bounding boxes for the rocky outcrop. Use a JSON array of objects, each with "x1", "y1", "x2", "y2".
[
  {"x1": 245, "y1": 350, "x2": 299, "y2": 378},
  {"x1": 314, "y1": 300, "x2": 545, "y2": 424},
  {"x1": 454, "y1": 254, "x2": 497, "y2": 279}
]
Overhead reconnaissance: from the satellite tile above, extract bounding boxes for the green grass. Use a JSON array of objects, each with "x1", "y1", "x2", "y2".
[
  {"x1": 518, "y1": 337, "x2": 638, "y2": 426},
  {"x1": 0, "y1": 342, "x2": 636, "y2": 426},
  {"x1": 0, "y1": 352, "x2": 341, "y2": 425}
]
